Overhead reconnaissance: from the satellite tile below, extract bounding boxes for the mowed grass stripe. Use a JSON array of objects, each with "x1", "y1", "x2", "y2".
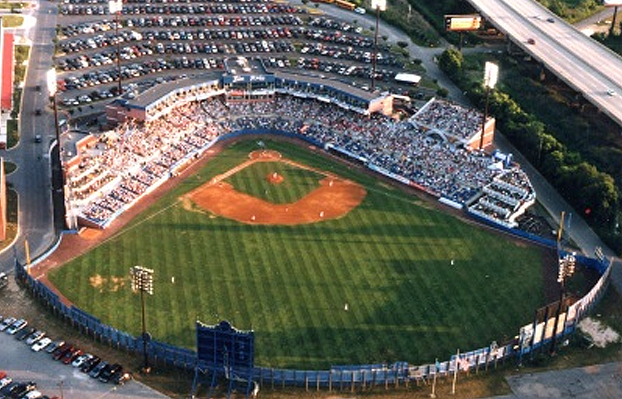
[{"x1": 48, "y1": 139, "x2": 550, "y2": 368}]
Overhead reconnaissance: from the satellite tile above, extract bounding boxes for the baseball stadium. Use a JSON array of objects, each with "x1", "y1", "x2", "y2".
[{"x1": 23, "y1": 56, "x2": 611, "y2": 395}]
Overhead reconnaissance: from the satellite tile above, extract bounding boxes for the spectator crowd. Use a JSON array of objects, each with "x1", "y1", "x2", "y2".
[{"x1": 66, "y1": 94, "x2": 535, "y2": 228}]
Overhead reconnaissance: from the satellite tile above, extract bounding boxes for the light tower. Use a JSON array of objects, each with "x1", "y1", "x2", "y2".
[
  {"x1": 370, "y1": 0, "x2": 386, "y2": 91},
  {"x1": 109, "y1": 0, "x2": 123, "y2": 95},
  {"x1": 479, "y1": 62, "x2": 498, "y2": 150},
  {"x1": 550, "y1": 211, "x2": 576, "y2": 355},
  {"x1": 130, "y1": 266, "x2": 154, "y2": 373}
]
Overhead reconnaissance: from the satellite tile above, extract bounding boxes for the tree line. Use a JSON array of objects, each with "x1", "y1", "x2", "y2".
[{"x1": 439, "y1": 48, "x2": 621, "y2": 253}]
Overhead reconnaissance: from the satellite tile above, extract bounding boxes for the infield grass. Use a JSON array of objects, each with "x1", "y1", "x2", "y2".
[
  {"x1": 226, "y1": 161, "x2": 323, "y2": 204},
  {"x1": 49, "y1": 139, "x2": 548, "y2": 369}
]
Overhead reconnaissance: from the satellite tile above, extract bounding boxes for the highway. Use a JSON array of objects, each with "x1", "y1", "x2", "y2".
[{"x1": 466, "y1": 0, "x2": 622, "y2": 128}]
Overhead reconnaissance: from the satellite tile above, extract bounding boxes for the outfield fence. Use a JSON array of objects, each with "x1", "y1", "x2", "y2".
[{"x1": 15, "y1": 242, "x2": 612, "y2": 391}]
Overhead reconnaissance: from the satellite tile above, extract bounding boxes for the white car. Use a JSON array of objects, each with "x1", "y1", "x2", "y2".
[
  {"x1": 25, "y1": 330, "x2": 45, "y2": 346},
  {"x1": 31, "y1": 337, "x2": 52, "y2": 352},
  {"x1": 21, "y1": 390, "x2": 42, "y2": 399},
  {"x1": 0, "y1": 377, "x2": 12, "y2": 389},
  {"x1": 607, "y1": 89, "x2": 616, "y2": 96},
  {"x1": 72, "y1": 353, "x2": 94, "y2": 368}
]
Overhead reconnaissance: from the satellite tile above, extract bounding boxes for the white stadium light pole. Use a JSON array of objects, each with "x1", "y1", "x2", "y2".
[
  {"x1": 370, "y1": 0, "x2": 386, "y2": 91},
  {"x1": 604, "y1": 0, "x2": 622, "y2": 36},
  {"x1": 109, "y1": 0, "x2": 123, "y2": 95},
  {"x1": 479, "y1": 62, "x2": 498, "y2": 150}
]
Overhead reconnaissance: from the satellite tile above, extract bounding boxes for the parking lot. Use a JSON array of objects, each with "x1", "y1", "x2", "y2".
[
  {"x1": 53, "y1": 0, "x2": 416, "y2": 108},
  {"x1": 0, "y1": 319, "x2": 168, "y2": 399}
]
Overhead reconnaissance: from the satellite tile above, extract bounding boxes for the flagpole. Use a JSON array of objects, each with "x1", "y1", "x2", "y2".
[
  {"x1": 451, "y1": 349, "x2": 460, "y2": 395},
  {"x1": 430, "y1": 359, "x2": 438, "y2": 398}
]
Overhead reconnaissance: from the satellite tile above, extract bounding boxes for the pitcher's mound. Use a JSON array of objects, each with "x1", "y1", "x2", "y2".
[{"x1": 267, "y1": 172, "x2": 284, "y2": 185}]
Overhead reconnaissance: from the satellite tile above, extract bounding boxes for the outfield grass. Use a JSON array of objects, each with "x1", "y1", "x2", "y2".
[
  {"x1": 49, "y1": 139, "x2": 548, "y2": 369},
  {"x1": 226, "y1": 161, "x2": 323, "y2": 204}
]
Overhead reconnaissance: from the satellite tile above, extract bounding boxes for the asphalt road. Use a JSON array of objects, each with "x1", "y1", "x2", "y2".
[
  {"x1": 466, "y1": 0, "x2": 622, "y2": 128},
  {"x1": 0, "y1": 1, "x2": 59, "y2": 273},
  {"x1": 0, "y1": 326, "x2": 169, "y2": 399}
]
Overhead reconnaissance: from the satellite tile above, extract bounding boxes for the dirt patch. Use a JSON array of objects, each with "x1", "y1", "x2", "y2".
[
  {"x1": 186, "y1": 151, "x2": 366, "y2": 225},
  {"x1": 578, "y1": 317, "x2": 620, "y2": 348},
  {"x1": 89, "y1": 274, "x2": 127, "y2": 293}
]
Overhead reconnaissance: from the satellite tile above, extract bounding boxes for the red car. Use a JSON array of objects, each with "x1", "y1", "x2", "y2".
[
  {"x1": 52, "y1": 345, "x2": 74, "y2": 361},
  {"x1": 62, "y1": 348, "x2": 83, "y2": 365}
]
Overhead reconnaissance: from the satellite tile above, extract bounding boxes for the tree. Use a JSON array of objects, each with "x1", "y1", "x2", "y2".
[{"x1": 438, "y1": 48, "x2": 463, "y2": 80}]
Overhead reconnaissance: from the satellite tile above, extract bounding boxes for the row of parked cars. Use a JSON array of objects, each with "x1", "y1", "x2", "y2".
[
  {"x1": 59, "y1": 2, "x2": 303, "y2": 17},
  {"x1": 60, "y1": 25, "x2": 297, "y2": 54},
  {"x1": 0, "y1": 371, "x2": 50, "y2": 399},
  {"x1": 0, "y1": 315, "x2": 132, "y2": 388}
]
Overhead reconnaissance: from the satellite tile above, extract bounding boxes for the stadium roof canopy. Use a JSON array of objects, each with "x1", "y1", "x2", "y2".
[{"x1": 394, "y1": 73, "x2": 421, "y2": 85}]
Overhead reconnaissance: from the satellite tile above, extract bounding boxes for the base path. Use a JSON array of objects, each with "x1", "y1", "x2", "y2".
[{"x1": 186, "y1": 150, "x2": 366, "y2": 225}]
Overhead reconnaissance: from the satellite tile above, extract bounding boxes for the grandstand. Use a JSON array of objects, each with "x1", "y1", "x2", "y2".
[{"x1": 66, "y1": 80, "x2": 535, "y2": 229}]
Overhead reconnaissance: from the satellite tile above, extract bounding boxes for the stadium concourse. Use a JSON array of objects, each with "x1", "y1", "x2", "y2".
[{"x1": 63, "y1": 86, "x2": 535, "y2": 230}]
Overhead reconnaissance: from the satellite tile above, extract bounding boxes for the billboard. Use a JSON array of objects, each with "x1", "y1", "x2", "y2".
[
  {"x1": 445, "y1": 14, "x2": 482, "y2": 32},
  {"x1": 604, "y1": 0, "x2": 622, "y2": 6},
  {"x1": 196, "y1": 320, "x2": 254, "y2": 375}
]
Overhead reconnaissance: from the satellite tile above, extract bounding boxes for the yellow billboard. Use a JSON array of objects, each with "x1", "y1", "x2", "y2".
[{"x1": 445, "y1": 15, "x2": 482, "y2": 32}]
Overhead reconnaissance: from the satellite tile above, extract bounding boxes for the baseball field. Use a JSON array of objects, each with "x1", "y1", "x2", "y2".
[{"x1": 48, "y1": 139, "x2": 548, "y2": 369}]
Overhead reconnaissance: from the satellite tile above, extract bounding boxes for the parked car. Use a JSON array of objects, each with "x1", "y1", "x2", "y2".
[
  {"x1": 0, "y1": 317, "x2": 16, "y2": 331},
  {"x1": 0, "y1": 371, "x2": 5, "y2": 380},
  {"x1": 112, "y1": 370, "x2": 132, "y2": 385},
  {"x1": 45, "y1": 340, "x2": 65, "y2": 354},
  {"x1": 62, "y1": 348, "x2": 83, "y2": 365},
  {"x1": 0, "y1": 377, "x2": 12, "y2": 389},
  {"x1": 6, "y1": 319, "x2": 28, "y2": 335},
  {"x1": 15, "y1": 327, "x2": 36, "y2": 341},
  {"x1": 52, "y1": 344, "x2": 74, "y2": 361},
  {"x1": 99, "y1": 364, "x2": 122, "y2": 383},
  {"x1": 6, "y1": 381, "x2": 36, "y2": 399},
  {"x1": 31, "y1": 337, "x2": 52, "y2": 352},
  {"x1": 80, "y1": 356, "x2": 101, "y2": 373},
  {"x1": 21, "y1": 390, "x2": 43, "y2": 399},
  {"x1": 72, "y1": 353, "x2": 93, "y2": 368},
  {"x1": 89, "y1": 361, "x2": 108, "y2": 379},
  {"x1": 25, "y1": 330, "x2": 46, "y2": 346},
  {"x1": 0, "y1": 381, "x2": 21, "y2": 396}
]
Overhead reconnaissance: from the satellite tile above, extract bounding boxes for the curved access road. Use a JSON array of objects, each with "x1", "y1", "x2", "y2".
[{"x1": 466, "y1": 0, "x2": 622, "y2": 128}]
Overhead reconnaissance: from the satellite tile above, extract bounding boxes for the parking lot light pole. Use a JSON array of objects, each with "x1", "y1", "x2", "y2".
[
  {"x1": 370, "y1": 0, "x2": 386, "y2": 91},
  {"x1": 109, "y1": 0, "x2": 123, "y2": 95},
  {"x1": 130, "y1": 266, "x2": 154, "y2": 373}
]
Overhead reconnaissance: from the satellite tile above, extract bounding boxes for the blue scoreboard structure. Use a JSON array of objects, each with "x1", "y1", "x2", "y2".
[{"x1": 191, "y1": 320, "x2": 256, "y2": 398}]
